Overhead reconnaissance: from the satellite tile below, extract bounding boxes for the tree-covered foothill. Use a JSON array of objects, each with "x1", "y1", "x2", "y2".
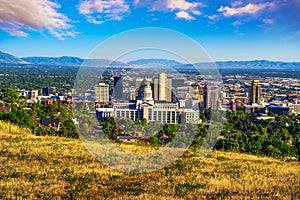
[
  {"x1": 0, "y1": 88, "x2": 78, "y2": 138},
  {"x1": 214, "y1": 110, "x2": 300, "y2": 160}
]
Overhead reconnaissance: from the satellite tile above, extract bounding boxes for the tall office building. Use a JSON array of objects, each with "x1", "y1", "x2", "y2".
[
  {"x1": 175, "y1": 86, "x2": 193, "y2": 99},
  {"x1": 172, "y1": 78, "x2": 185, "y2": 88},
  {"x1": 166, "y1": 78, "x2": 172, "y2": 102},
  {"x1": 114, "y1": 76, "x2": 123, "y2": 99},
  {"x1": 249, "y1": 80, "x2": 261, "y2": 105},
  {"x1": 204, "y1": 84, "x2": 220, "y2": 109},
  {"x1": 191, "y1": 83, "x2": 204, "y2": 102},
  {"x1": 159, "y1": 73, "x2": 166, "y2": 101},
  {"x1": 95, "y1": 83, "x2": 109, "y2": 103},
  {"x1": 153, "y1": 73, "x2": 172, "y2": 102},
  {"x1": 153, "y1": 78, "x2": 159, "y2": 101},
  {"x1": 42, "y1": 87, "x2": 56, "y2": 96}
]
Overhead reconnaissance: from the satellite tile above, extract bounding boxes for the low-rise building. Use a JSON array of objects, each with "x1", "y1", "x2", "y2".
[
  {"x1": 243, "y1": 104, "x2": 266, "y2": 114},
  {"x1": 0, "y1": 106, "x2": 11, "y2": 113},
  {"x1": 40, "y1": 118, "x2": 60, "y2": 131},
  {"x1": 181, "y1": 109, "x2": 202, "y2": 124},
  {"x1": 268, "y1": 103, "x2": 291, "y2": 116},
  {"x1": 292, "y1": 103, "x2": 300, "y2": 114}
]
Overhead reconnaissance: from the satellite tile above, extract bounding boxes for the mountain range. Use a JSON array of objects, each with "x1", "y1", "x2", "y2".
[
  {"x1": 0, "y1": 51, "x2": 127, "y2": 66},
  {"x1": 22, "y1": 56, "x2": 126, "y2": 66},
  {"x1": 0, "y1": 51, "x2": 30, "y2": 64},
  {"x1": 0, "y1": 50, "x2": 299, "y2": 69}
]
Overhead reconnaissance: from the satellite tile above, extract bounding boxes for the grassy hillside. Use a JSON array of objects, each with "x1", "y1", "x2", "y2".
[{"x1": 0, "y1": 121, "x2": 299, "y2": 199}]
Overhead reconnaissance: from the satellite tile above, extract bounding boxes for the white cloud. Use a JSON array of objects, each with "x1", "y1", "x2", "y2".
[
  {"x1": 207, "y1": 14, "x2": 218, "y2": 20},
  {"x1": 297, "y1": 30, "x2": 300, "y2": 35},
  {"x1": 233, "y1": 20, "x2": 242, "y2": 26},
  {"x1": 166, "y1": 0, "x2": 202, "y2": 11},
  {"x1": 263, "y1": 19, "x2": 274, "y2": 24},
  {"x1": 135, "y1": 0, "x2": 202, "y2": 20},
  {"x1": 134, "y1": 0, "x2": 140, "y2": 6},
  {"x1": 0, "y1": 0, "x2": 76, "y2": 39},
  {"x1": 231, "y1": 1, "x2": 243, "y2": 7},
  {"x1": 4, "y1": 28, "x2": 28, "y2": 37},
  {"x1": 176, "y1": 11, "x2": 195, "y2": 20},
  {"x1": 86, "y1": 16, "x2": 104, "y2": 24},
  {"x1": 234, "y1": 29, "x2": 244, "y2": 36},
  {"x1": 192, "y1": 10, "x2": 201, "y2": 15},
  {"x1": 218, "y1": 2, "x2": 274, "y2": 17},
  {"x1": 78, "y1": 0, "x2": 130, "y2": 23}
]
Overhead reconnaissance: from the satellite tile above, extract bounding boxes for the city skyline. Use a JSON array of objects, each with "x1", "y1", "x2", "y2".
[{"x1": 0, "y1": 0, "x2": 300, "y2": 62}]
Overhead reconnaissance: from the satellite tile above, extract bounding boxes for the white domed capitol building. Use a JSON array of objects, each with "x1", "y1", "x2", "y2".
[{"x1": 96, "y1": 76, "x2": 201, "y2": 124}]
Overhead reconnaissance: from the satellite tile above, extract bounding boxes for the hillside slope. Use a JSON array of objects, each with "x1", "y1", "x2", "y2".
[
  {"x1": 0, "y1": 51, "x2": 29, "y2": 64},
  {"x1": 0, "y1": 121, "x2": 299, "y2": 199}
]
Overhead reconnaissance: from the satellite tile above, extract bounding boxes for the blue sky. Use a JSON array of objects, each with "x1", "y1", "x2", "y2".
[{"x1": 0, "y1": 0, "x2": 300, "y2": 62}]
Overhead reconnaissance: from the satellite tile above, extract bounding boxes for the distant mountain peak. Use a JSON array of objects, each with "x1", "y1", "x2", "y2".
[{"x1": 0, "y1": 51, "x2": 30, "y2": 64}]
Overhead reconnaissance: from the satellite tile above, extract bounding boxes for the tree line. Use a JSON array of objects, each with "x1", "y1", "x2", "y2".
[{"x1": 102, "y1": 108, "x2": 300, "y2": 160}]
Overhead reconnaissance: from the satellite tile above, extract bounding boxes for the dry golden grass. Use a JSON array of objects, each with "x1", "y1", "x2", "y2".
[
  {"x1": 0, "y1": 120, "x2": 299, "y2": 199},
  {"x1": 0, "y1": 121, "x2": 31, "y2": 135}
]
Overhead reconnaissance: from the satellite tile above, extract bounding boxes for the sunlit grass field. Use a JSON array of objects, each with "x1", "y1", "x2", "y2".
[{"x1": 0, "y1": 120, "x2": 299, "y2": 199}]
